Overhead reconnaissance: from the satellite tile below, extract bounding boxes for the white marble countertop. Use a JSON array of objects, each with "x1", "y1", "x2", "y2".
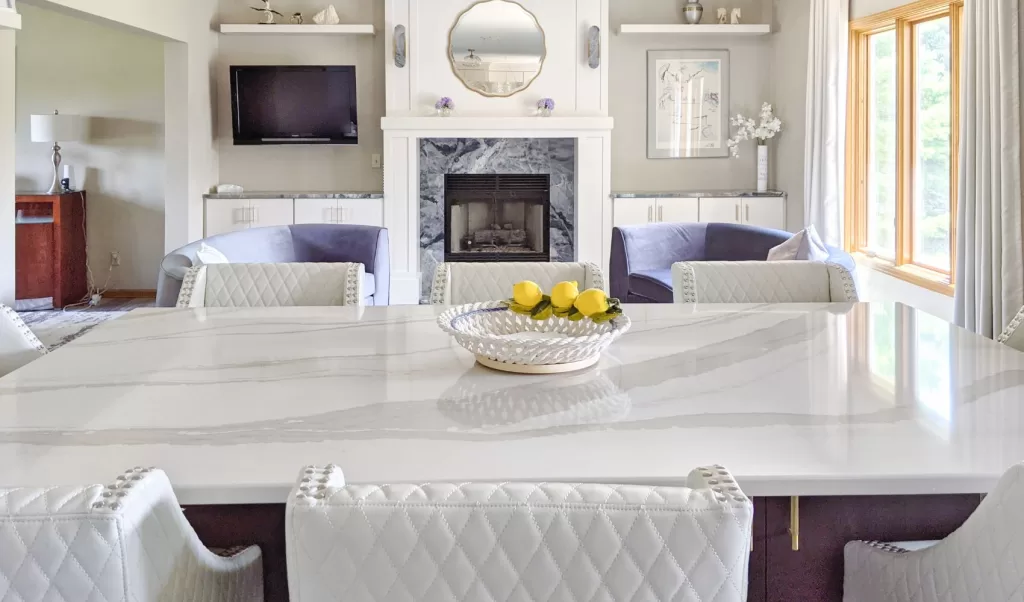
[{"x1": 1, "y1": 303, "x2": 1022, "y2": 504}]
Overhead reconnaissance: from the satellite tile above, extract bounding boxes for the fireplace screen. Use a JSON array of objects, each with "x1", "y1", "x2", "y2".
[{"x1": 444, "y1": 173, "x2": 550, "y2": 262}]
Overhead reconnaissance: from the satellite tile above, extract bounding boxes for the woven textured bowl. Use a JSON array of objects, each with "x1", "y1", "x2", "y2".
[{"x1": 437, "y1": 301, "x2": 631, "y2": 373}]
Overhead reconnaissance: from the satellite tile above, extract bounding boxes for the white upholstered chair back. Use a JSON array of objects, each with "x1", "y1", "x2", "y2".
[
  {"x1": 176, "y1": 262, "x2": 364, "y2": 308},
  {"x1": 0, "y1": 468, "x2": 263, "y2": 602},
  {"x1": 672, "y1": 260, "x2": 859, "y2": 303},
  {"x1": 430, "y1": 262, "x2": 605, "y2": 305},
  {"x1": 0, "y1": 304, "x2": 46, "y2": 378},
  {"x1": 998, "y1": 306, "x2": 1024, "y2": 352},
  {"x1": 844, "y1": 462, "x2": 1024, "y2": 602},
  {"x1": 286, "y1": 464, "x2": 753, "y2": 602}
]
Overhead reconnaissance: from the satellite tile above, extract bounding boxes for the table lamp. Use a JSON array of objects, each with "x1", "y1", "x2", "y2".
[{"x1": 31, "y1": 110, "x2": 87, "y2": 194}]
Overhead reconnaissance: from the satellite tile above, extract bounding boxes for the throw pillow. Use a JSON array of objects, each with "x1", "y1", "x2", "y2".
[
  {"x1": 767, "y1": 225, "x2": 829, "y2": 262},
  {"x1": 194, "y1": 242, "x2": 229, "y2": 266}
]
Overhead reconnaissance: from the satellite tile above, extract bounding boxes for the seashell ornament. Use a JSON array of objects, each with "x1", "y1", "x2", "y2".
[{"x1": 313, "y1": 5, "x2": 340, "y2": 25}]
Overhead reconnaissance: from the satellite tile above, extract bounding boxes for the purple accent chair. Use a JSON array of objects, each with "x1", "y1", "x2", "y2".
[
  {"x1": 610, "y1": 222, "x2": 856, "y2": 303},
  {"x1": 156, "y1": 224, "x2": 390, "y2": 307}
]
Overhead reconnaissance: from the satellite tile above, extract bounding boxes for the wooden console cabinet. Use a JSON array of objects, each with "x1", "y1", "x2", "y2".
[{"x1": 15, "y1": 191, "x2": 88, "y2": 308}]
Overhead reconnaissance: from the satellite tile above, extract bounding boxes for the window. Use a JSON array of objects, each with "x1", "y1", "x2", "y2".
[{"x1": 846, "y1": 0, "x2": 963, "y2": 294}]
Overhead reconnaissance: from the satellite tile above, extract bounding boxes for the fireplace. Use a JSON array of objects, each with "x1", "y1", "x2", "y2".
[{"x1": 444, "y1": 173, "x2": 551, "y2": 263}]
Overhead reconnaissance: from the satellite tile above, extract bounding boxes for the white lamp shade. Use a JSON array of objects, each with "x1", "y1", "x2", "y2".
[{"x1": 31, "y1": 113, "x2": 87, "y2": 143}]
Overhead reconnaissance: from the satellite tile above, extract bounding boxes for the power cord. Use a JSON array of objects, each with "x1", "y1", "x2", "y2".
[{"x1": 62, "y1": 195, "x2": 114, "y2": 311}]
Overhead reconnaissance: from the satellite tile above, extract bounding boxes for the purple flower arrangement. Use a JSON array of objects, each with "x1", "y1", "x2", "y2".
[
  {"x1": 537, "y1": 98, "x2": 555, "y2": 111},
  {"x1": 435, "y1": 97, "x2": 455, "y2": 112}
]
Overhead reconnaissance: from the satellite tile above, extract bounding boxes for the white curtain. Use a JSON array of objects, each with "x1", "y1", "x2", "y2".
[
  {"x1": 955, "y1": 0, "x2": 1024, "y2": 337},
  {"x1": 803, "y1": 0, "x2": 849, "y2": 248}
]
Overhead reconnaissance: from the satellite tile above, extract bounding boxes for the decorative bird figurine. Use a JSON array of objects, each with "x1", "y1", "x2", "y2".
[{"x1": 251, "y1": 0, "x2": 283, "y2": 24}]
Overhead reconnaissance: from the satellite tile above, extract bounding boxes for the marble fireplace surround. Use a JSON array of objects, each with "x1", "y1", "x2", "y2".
[
  {"x1": 418, "y1": 138, "x2": 576, "y2": 301},
  {"x1": 382, "y1": 117, "x2": 614, "y2": 305}
]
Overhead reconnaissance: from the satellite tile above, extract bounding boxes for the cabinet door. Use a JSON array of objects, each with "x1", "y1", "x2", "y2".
[
  {"x1": 294, "y1": 198, "x2": 339, "y2": 225},
  {"x1": 656, "y1": 197, "x2": 699, "y2": 223},
  {"x1": 698, "y1": 197, "x2": 741, "y2": 224},
  {"x1": 613, "y1": 198, "x2": 656, "y2": 228},
  {"x1": 337, "y1": 199, "x2": 384, "y2": 227},
  {"x1": 247, "y1": 198, "x2": 294, "y2": 228},
  {"x1": 205, "y1": 200, "x2": 251, "y2": 237},
  {"x1": 743, "y1": 198, "x2": 787, "y2": 231}
]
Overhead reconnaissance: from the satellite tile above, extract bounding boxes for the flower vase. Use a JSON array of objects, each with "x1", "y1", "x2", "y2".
[
  {"x1": 539, "y1": 107, "x2": 552, "y2": 117},
  {"x1": 756, "y1": 144, "x2": 769, "y2": 192},
  {"x1": 437, "y1": 107, "x2": 453, "y2": 117}
]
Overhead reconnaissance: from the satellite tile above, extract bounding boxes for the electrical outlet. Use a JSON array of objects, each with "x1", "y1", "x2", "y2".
[
  {"x1": 110, "y1": 251, "x2": 121, "y2": 267},
  {"x1": 371, "y1": 154, "x2": 382, "y2": 168}
]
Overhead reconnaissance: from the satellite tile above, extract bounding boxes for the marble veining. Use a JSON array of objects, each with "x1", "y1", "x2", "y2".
[
  {"x1": 419, "y1": 138, "x2": 576, "y2": 301},
  {"x1": 612, "y1": 190, "x2": 785, "y2": 198},
  {"x1": 204, "y1": 192, "x2": 383, "y2": 200},
  {"x1": 1, "y1": 303, "x2": 1024, "y2": 504}
]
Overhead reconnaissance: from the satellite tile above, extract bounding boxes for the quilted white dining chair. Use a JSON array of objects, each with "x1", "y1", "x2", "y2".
[
  {"x1": 0, "y1": 467, "x2": 263, "y2": 602},
  {"x1": 286, "y1": 464, "x2": 753, "y2": 602},
  {"x1": 176, "y1": 262, "x2": 365, "y2": 307},
  {"x1": 844, "y1": 462, "x2": 1024, "y2": 602},
  {"x1": 672, "y1": 260, "x2": 859, "y2": 303},
  {"x1": 430, "y1": 261, "x2": 605, "y2": 304},
  {"x1": 0, "y1": 304, "x2": 47, "y2": 378},
  {"x1": 997, "y1": 305, "x2": 1024, "y2": 352}
]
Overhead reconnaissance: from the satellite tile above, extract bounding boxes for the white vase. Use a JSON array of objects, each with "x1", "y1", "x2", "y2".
[{"x1": 756, "y1": 144, "x2": 769, "y2": 192}]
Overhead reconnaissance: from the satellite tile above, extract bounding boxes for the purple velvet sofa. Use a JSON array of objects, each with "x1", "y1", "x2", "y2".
[
  {"x1": 156, "y1": 224, "x2": 390, "y2": 307},
  {"x1": 610, "y1": 222, "x2": 856, "y2": 303}
]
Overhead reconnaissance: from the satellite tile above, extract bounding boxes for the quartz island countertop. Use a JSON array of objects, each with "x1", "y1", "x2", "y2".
[{"x1": 1, "y1": 302, "x2": 1021, "y2": 505}]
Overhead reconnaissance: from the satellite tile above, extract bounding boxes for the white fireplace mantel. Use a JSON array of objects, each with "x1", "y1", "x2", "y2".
[
  {"x1": 382, "y1": 0, "x2": 612, "y2": 305},
  {"x1": 381, "y1": 115, "x2": 615, "y2": 136}
]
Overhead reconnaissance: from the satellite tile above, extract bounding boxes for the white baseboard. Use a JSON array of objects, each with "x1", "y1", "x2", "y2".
[{"x1": 389, "y1": 272, "x2": 421, "y2": 305}]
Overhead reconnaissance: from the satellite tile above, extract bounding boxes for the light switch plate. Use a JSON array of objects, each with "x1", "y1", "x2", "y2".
[{"x1": 371, "y1": 154, "x2": 382, "y2": 168}]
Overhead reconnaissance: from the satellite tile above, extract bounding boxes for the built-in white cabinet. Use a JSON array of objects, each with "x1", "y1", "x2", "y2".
[
  {"x1": 612, "y1": 195, "x2": 787, "y2": 231},
  {"x1": 612, "y1": 197, "x2": 699, "y2": 227},
  {"x1": 205, "y1": 197, "x2": 385, "y2": 237},
  {"x1": 294, "y1": 198, "x2": 384, "y2": 227}
]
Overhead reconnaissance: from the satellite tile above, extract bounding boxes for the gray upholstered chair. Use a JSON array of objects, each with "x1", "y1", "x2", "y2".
[
  {"x1": 672, "y1": 261, "x2": 859, "y2": 303},
  {"x1": 998, "y1": 305, "x2": 1024, "y2": 352},
  {"x1": 157, "y1": 225, "x2": 389, "y2": 307},
  {"x1": 0, "y1": 304, "x2": 47, "y2": 378},
  {"x1": 610, "y1": 222, "x2": 856, "y2": 303}
]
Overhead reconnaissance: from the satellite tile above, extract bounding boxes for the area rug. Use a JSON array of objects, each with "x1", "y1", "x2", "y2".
[{"x1": 17, "y1": 309, "x2": 131, "y2": 350}]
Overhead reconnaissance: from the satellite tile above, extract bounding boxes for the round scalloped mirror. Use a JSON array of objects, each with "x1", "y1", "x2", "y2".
[{"x1": 448, "y1": 0, "x2": 546, "y2": 98}]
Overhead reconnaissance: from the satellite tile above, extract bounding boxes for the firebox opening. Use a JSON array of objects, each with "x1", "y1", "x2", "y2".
[{"x1": 444, "y1": 173, "x2": 551, "y2": 263}]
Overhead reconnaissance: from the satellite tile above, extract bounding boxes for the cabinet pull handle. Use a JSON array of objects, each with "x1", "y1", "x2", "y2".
[
  {"x1": 647, "y1": 205, "x2": 653, "y2": 223},
  {"x1": 745, "y1": 204, "x2": 750, "y2": 222},
  {"x1": 735, "y1": 204, "x2": 740, "y2": 222},
  {"x1": 658, "y1": 205, "x2": 664, "y2": 222},
  {"x1": 252, "y1": 207, "x2": 259, "y2": 223}
]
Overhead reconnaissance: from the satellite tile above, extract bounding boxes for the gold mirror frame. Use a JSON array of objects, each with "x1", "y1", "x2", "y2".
[{"x1": 447, "y1": 0, "x2": 547, "y2": 98}]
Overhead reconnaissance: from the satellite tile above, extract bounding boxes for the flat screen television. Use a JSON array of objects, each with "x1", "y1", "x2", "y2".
[{"x1": 230, "y1": 66, "x2": 358, "y2": 145}]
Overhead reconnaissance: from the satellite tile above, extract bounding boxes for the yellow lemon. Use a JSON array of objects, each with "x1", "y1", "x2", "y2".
[
  {"x1": 550, "y1": 281, "x2": 580, "y2": 309},
  {"x1": 574, "y1": 288, "x2": 609, "y2": 317},
  {"x1": 512, "y1": 280, "x2": 543, "y2": 307}
]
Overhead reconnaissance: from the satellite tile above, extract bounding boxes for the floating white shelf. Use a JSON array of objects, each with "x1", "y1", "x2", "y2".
[
  {"x1": 0, "y1": 10, "x2": 22, "y2": 31},
  {"x1": 618, "y1": 24, "x2": 771, "y2": 35},
  {"x1": 219, "y1": 24, "x2": 375, "y2": 35}
]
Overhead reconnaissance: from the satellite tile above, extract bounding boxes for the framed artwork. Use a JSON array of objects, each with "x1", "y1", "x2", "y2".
[
  {"x1": 647, "y1": 49, "x2": 730, "y2": 159},
  {"x1": 1, "y1": 0, "x2": 15, "y2": 10}
]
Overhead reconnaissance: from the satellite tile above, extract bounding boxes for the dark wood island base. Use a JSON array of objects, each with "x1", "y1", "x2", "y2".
[{"x1": 185, "y1": 494, "x2": 981, "y2": 602}]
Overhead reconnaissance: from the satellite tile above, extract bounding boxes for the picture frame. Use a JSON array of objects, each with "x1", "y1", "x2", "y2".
[
  {"x1": 1, "y1": 0, "x2": 15, "y2": 11},
  {"x1": 647, "y1": 49, "x2": 730, "y2": 159}
]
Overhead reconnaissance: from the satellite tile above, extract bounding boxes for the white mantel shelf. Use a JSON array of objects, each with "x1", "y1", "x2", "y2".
[
  {"x1": 0, "y1": 10, "x2": 21, "y2": 31},
  {"x1": 219, "y1": 24, "x2": 375, "y2": 35},
  {"x1": 618, "y1": 24, "x2": 771, "y2": 35},
  {"x1": 381, "y1": 115, "x2": 615, "y2": 133}
]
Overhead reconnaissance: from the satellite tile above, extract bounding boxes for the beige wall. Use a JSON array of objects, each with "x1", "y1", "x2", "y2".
[
  {"x1": 15, "y1": 4, "x2": 165, "y2": 290},
  {"x1": 769, "y1": 0, "x2": 810, "y2": 231},
  {"x1": 609, "y1": 0, "x2": 772, "y2": 192},
  {"x1": 0, "y1": 30, "x2": 14, "y2": 304},
  {"x1": 851, "y1": 0, "x2": 908, "y2": 20},
  {"x1": 214, "y1": 0, "x2": 384, "y2": 192}
]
